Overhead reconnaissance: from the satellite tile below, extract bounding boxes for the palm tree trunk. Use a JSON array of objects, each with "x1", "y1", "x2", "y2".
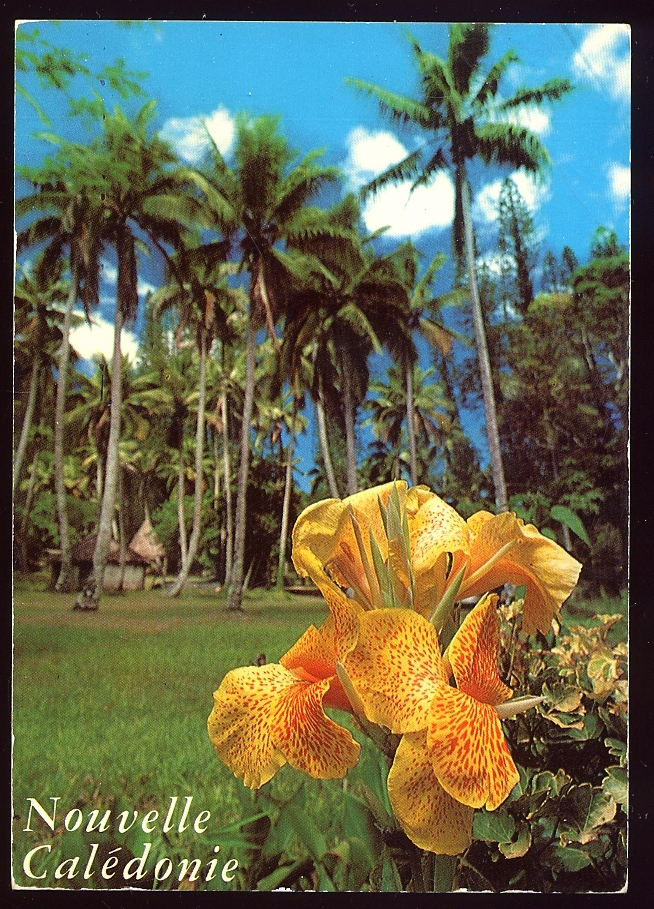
[
  {"x1": 54, "y1": 279, "x2": 77, "y2": 592},
  {"x1": 226, "y1": 312, "x2": 256, "y2": 611},
  {"x1": 88, "y1": 306, "x2": 124, "y2": 608},
  {"x1": 167, "y1": 329, "x2": 208, "y2": 597},
  {"x1": 406, "y1": 363, "x2": 418, "y2": 486},
  {"x1": 221, "y1": 379, "x2": 234, "y2": 587},
  {"x1": 316, "y1": 377, "x2": 340, "y2": 499},
  {"x1": 13, "y1": 356, "x2": 41, "y2": 495},
  {"x1": 177, "y1": 444, "x2": 188, "y2": 567},
  {"x1": 340, "y1": 350, "x2": 358, "y2": 496},
  {"x1": 460, "y1": 171, "x2": 508, "y2": 513},
  {"x1": 118, "y1": 465, "x2": 127, "y2": 591},
  {"x1": 18, "y1": 449, "x2": 40, "y2": 571},
  {"x1": 276, "y1": 397, "x2": 296, "y2": 591}
]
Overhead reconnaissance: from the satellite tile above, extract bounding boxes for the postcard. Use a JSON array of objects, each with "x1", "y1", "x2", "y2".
[{"x1": 13, "y1": 19, "x2": 629, "y2": 892}]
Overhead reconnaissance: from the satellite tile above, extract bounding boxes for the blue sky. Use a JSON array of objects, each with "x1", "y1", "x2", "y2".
[{"x1": 15, "y1": 20, "x2": 630, "y2": 487}]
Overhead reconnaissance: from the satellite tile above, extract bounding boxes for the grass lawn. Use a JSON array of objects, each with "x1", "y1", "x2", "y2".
[
  {"x1": 12, "y1": 578, "x2": 627, "y2": 890},
  {"x1": 12, "y1": 580, "x2": 334, "y2": 890}
]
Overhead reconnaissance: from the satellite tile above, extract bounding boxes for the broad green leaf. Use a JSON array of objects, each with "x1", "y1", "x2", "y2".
[
  {"x1": 550, "y1": 505, "x2": 591, "y2": 546},
  {"x1": 498, "y1": 821, "x2": 532, "y2": 859},
  {"x1": 602, "y1": 766, "x2": 627, "y2": 807},
  {"x1": 566, "y1": 712, "x2": 603, "y2": 741},
  {"x1": 472, "y1": 809, "x2": 515, "y2": 843},
  {"x1": 604, "y1": 737, "x2": 627, "y2": 767},
  {"x1": 547, "y1": 843, "x2": 592, "y2": 873},
  {"x1": 559, "y1": 783, "x2": 617, "y2": 844}
]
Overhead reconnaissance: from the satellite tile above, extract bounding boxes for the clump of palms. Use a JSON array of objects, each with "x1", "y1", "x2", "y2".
[{"x1": 348, "y1": 22, "x2": 572, "y2": 511}]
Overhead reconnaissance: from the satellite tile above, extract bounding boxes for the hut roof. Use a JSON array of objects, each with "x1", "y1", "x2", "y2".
[
  {"x1": 129, "y1": 518, "x2": 165, "y2": 564},
  {"x1": 67, "y1": 535, "x2": 149, "y2": 566}
]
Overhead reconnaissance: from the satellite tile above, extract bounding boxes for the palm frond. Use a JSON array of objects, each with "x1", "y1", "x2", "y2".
[
  {"x1": 449, "y1": 23, "x2": 491, "y2": 96},
  {"x1": 474, "y1": 123, "x2": 551, "y2": 174},
  {"x1": 359, "y1": 147, "x2": 424, "y2": 201},
  {"x1": 410, "y1": 146, "x2": 450, "y2": 191},
  {"x1": 499, "y1": 77, "x2": 573, "y2": 109},
  {"x1": 345, "y1": 78, "x2": 431, "y2": 128},
  {"x1": 472, "y1": 49, "x2": 520, "y2": 107}
]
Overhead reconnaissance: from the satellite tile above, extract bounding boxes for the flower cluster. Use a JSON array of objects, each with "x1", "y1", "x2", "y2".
[{"x1": 208, "y1": 482, "x2": 581, "y2": 854}]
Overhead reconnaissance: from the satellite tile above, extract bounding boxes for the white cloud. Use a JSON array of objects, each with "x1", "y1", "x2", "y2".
[
  {"x1": 473, "y1": 170, "x2": 550, "y2": 224},
  {"x1": 343, "y1": 127, "x2": 455, "y2": 238},
  {"x1": 572, "y1": 25, "x2": 630, "y2": 102},
  {"x1": 503, "y1": 105, "x2": 551, "y2": 137},
  {"x1": 160, "y1": 106, "x2": 236, "y2": 164},
  {"x1": 344, "y1": 127, "x2": 408, "y2": 188},
  {"x1": 607, "y1": 162, "x2": 630, "y2": 203},
  {"x1": 362, "y1": 175, "x2": 455, "y2": 238},
  {"x1": 70, "y1": 314, "x2": 139, "y2": 365}
]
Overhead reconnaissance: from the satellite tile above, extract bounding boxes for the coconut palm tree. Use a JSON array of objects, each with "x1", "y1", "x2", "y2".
[
  {"x1": 17, "y1": 149, "x2": 104, "y2": 590},
  {"x1": 71, "y1": 102, "x2": 210, "y2": 609},
  {"x1": 348, "y1": 23, "x2": 572, "y2": 511},
  {"x1": 196, "y1": 115, "x2": 339, "y2": 611},
  {"x1": 365, "y1": 361, "x2": 453, "y2": 484},
  {"x1": 151, "y1": 254, "x2": 239, "y2": 597},
  {"x1": 283, "y1": 195, "x2": 414, "y2": 496},
  {"x1": 13, "y1": 259, "x2": 68, "y2": 494}
]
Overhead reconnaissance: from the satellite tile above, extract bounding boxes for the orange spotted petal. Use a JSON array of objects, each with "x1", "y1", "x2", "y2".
[
  {"x1": 280, "y1": 618, "x2": 352, "y2": 712},
  {"x1": 427, "y1": 686, "x2": 520, "y2": 811},
  {"x1": 448, "y1": 593, "x2": 512, "y2": 705},
  {"x1": 269, "y1": 676, "x2": 360, "y2": 779},
  {"x1": 462, "y1": 512, "x2": 582, "y2": 636},
  {"x1": 345, "y1": 608, "x2": 446, "y2": 733},
  {"x1": 387, "y1": 730, "x2": 474, "y2": 855},
  {"x1": 208, "y1": 664, "x2": 291, "y2": 789},
  {"x1": 409, "y1": 493, "x2": 471, "y2": 579}
]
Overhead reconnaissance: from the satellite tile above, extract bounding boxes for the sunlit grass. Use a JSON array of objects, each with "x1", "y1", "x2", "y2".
[{"x1": 12, "y1": 584, "x2": 329, "y2": 888}]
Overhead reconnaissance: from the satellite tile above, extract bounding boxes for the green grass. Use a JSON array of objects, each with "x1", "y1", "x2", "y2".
[{"x1": 12, "y1": 584, "x2": 331, "y2": 889}]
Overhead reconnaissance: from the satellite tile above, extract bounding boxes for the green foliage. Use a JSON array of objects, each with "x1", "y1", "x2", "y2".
[{"x1": 456, "y1": 599, "x2": 628, "y2": 892}]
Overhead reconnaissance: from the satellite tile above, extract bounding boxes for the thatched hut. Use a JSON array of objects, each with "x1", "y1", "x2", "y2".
[{"x1": 47, "y1": 519, "x2": 164, "y2": 592}]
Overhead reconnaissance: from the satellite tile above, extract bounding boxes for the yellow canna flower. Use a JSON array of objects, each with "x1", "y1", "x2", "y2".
[
  {"x1": 292, "y1": 481, "x2": 410, "y2": 611},
  {"x1": 345, "y1": 595, "x2": 531, "y2": 854},
  {"x1": 409, "y1": 496, "x2": 582, "y2": 635},
  {"x1": 208, "y1": 615, "x2": 361, "y2": 789},
  {"x1": 292, "y1": 482, "x2": 581, "y2": 636}
]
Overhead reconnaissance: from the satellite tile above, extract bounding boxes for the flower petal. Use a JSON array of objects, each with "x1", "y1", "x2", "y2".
[
  {"x1": 280, "y1": 618, "x2": 352, "y2": 712},
  {"x1": 427, "y1": 686, "x2": 519, "y2": 810},
  {"x1": 345, "y1": 608, "x2": 446, "y2": 733},
  {"x1": 388, "y1": 731, "x2": 474, "y2": 855},
  {"x1": 462, "y1": 512, "x2": 582, "y2": 635},
  {"x1": 270, "y1": 675, "x2": 360, "y2": 779},
  {"x1": 208, "y1": 664, "x2": 291, "y2": 789},
  {"x1": 409, "y1": 492, "x2": 470, "y2": 577},
  {"x1": 448, "y1": 593, "x2": 512, "y2": 705}
]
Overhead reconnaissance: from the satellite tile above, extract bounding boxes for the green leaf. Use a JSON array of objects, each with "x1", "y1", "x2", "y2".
[
  {"x1": 547, "y1": 843, "x2": 592, "y2": 873},
  {"x1": 498, "y1": 821, "x2": 532, "y2": 859},
  {"x1": 281, "y1": 802, "x2": 327, "y2": 863},
  {"x1": 550, "y1": 505, "x2": 591, "y2": 546},
  {"x1": 380, "y1": 847, "x2": 403, "y2": 892},
  {"x1": 472, "y1": 809, "x2": 515, "y2": 843},
  {"x1": 602, "y1": 766, "x2": 627, "y2": 807},
  {"x1": 559, "y1": 783, "x2": 617, "y2": 844},
  {"x1": 566, "y1": 712, "x2": 603, "y2": 741},
  {"x1": 604, "y1": 737, "x2": 627, "y2": 767}
]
